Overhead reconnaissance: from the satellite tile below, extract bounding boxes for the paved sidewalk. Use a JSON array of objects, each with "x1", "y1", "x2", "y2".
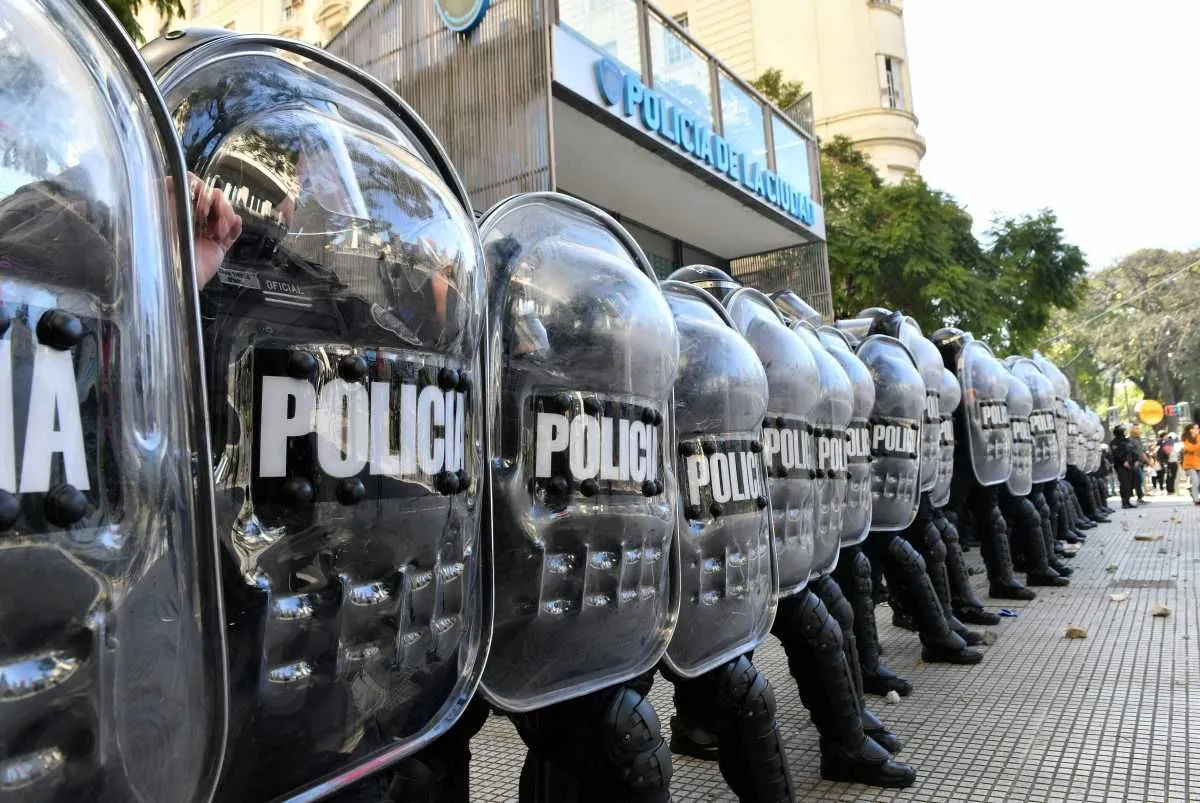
[{"x1": 469, "y1": 495, "x2": 1199, "y2": 801}]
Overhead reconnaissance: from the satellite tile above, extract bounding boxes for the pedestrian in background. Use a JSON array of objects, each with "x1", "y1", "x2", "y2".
[
  {"x1": 1111, "y1": 425, "x2": 1138, "y2": 508},
  {"x1": 1165, "y1": 432, "x2": 1180, "y2": 494},
  {"x1": 1129, "y1": 424, "x2": 1147, "y2": 503},
  {"x1": 1182, "y1": 423, "x2": 1200, "y2": 505}
]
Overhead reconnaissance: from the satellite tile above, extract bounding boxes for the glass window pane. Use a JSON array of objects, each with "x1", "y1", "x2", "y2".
[
  {"x1": 718, "y1": 74, "x2": 767, "y2": 170},
  {"x1": 559, "y1": 0, "x2": 642, "y2": 75},
  {"x1": 647, "y1": 14, "x2": 714, "y2": 126},
  {"x1": 771, "y1": 116, "x2": 812, "y2": 198}
]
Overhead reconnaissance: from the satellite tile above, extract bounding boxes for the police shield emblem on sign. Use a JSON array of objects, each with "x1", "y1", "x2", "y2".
[
  {"x1": 819, "y1": 326, "x2": 875, "y2": 547},
  {"x1": 147, "y1": 32, "x2": 491, "y2": 800},
  {"x1": 1009, "y1": 358, "x2": 1060, "y2": 484},
  {"x1": 930, "y1": 367, "x2": 961, "y2": 509},
  {"x1": 1004, "y1": 365, "x2": 1035, "y2": 497},
  {"x1": 785, "y1": 319, "x2": 852, "y2": 579},
  {"x1": 722, "y1": 288, "x2": 820, "y2": 598},
  {"x1": 0, "y1": 3, "x2": 225, "y2": 801},
  {"x1": 1031, "y1": 351, "x2": 1071, "y2": 480},
  {"x1": 937, "y1": 330, "x2": 1013, "y2": 488},
  {"x1": 477, "y1": 194, "x2": 680, "y2": 712},
  {"x1": 660, "y1": 281, "x2": 776, "y2": 679},
  {"x1": 853, "y1": 335, "x2": 924, "y2": 531}
]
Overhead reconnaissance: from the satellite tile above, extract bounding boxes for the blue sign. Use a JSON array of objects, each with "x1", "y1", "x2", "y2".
[
  {"x1": 593, "y1": 58, "x2": 816, "y2": 227},
  {"x1": 435, "y1": 0, "x2": 489, "y2": 34}
]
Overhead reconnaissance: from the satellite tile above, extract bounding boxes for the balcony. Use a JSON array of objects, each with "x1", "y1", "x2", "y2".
[{"x1": 555, "y1": 0, "x2": 821, "y2": 205}]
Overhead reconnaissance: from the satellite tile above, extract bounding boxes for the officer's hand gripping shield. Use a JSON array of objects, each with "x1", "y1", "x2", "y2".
[
  {"x1": 1003, "y1": 366, "x2": 1035, "y2": 497},
  {"x1": 930, "y1": 367, "x2": 961, "y2": 508},
  {"x1": 0, "y1": 3, "x2": 226, "y2": 801},
  {"x1": 1031, "y1": 351, "x2": 1071, "y2": 480},
  {"x1": 477, "y1": 193, "x2": 680, "y2": 712},
  {"x1": 852, "y1": 335, "x2": 924, "y2": 531},
  {"x1": 147, "y1": 31, "x2": 492, "y2": 801},
  {"x1": 818, "y1": 327, "x2": 875, "y2": 546},
  {"x1": 784, "y1": 319, "x2": 852, "y2": 579},
  {"x1": 1009, "y1": 358, "x2": 1060, "y2": 485},
  {"x1": 723, "y1": 289, "x2": 819, "y2": 598},
  {"x1": 937, "y1": 331, "x2": 1013, "y2": 488},
  {"x1": 660, "y1": 281, "x2": 775, "y2": 679}
]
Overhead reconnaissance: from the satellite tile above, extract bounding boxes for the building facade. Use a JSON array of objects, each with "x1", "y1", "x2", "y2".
[
  {"x1": 135, "y1": 0, "x2": 367, "y2": 46},
  {"x1": 326, "y1": 0, "x2": 834, "y2": 314},
  {"x1": 657, "y1": 0, "x2": 926, "y2": 184}
]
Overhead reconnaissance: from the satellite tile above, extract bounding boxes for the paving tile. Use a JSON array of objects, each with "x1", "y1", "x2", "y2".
[{"x1": 466, "y1": 494, "x2": 1200, "y2": 801}]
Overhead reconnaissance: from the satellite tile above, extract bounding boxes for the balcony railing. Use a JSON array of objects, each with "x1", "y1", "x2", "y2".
[{"x1": 555, "y1": 0, "x2": 822, "y2": 206}]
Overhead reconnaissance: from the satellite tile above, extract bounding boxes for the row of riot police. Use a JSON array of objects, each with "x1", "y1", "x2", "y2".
[{"x1": 0, "y1": 3, "x2": 1113, "y2": 801}]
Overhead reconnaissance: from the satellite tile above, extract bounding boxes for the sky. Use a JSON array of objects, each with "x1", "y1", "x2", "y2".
[{"x1": 904, "y1": 1, "x2": 1200, "y2": 270}]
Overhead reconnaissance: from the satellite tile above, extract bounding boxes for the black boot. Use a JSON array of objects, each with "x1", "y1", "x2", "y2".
[
  {"x1": 772, "y1": 593, "x2": 916, "y2": 789},
  {"x1": 1003, "y1": 493, "x2": 1068, "y2": 588},
  {"x1": 834, "y1": 547, "x2": 913, "y2": 697},
  {"x1": 912, "y1": 500, "x2": 984, "y2": 645},
  {"x1": 811, "y1": 575, "x2": 905, "y2": 756},
  {"x1": 935, "y1": 507, "x2": 1001, "y2": 626},
  {"x1": 974, "y1": 487, "x2": 1036, "y2": 601},
  {"x1": 1033, "y1": 487, "x2": 1074, "y2": 577},
  {"x1": 880, "y1": 536, "x2": 982, "y2": 665}
]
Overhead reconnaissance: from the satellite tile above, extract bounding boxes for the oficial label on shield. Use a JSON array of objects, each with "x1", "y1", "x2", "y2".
[
  {"x1": 939, "y1": 417, "x2": 954, "y2": 446},
  {"x1": 979, "y1": 400, "x2": 1010, "y2": 430},
  {"x1": 815, "y1": 428, "x2": 848, "y2": 477},
  {"x1": 869, "y1": 417, "x2": 920, "y2": 460},
  {"x1": 1029, "y1": 410, "x2": 1055, "y2": 435},
  {"x1": 679, "y1": 435, "x2": 764, "y2": 519},
  {"x1": 762, "y1": 414, "x2": 815, "y2": 480},
  {"x1": 1011, "y1": 418, "x2": 1032, "y2": 444},
  {"x1": 528, "y1": 392, "x2": 664, "y2": 503},
  {"x1": 251, "y1": 347, "x2": 469, "y2": 503},
  {"x1": 924, "y1": 391, "x2": 940, "y2": 424},
  {"x1": 847, "y1": 421, "x2": 871, "y2": 465}
]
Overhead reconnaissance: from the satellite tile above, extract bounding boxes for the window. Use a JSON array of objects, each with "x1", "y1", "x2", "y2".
[
  {"x1": 878, "y1": 54, "x2": 906, "y2": 110},
  {"x1": 666, "y1": 13, "x2": 689, "y2": 65}
]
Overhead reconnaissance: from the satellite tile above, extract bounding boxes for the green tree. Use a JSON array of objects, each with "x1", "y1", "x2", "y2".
[
  {"x1": 750, "y1": 68, "x2": 806, "y2": 111},
  {"x1": 1047, "y1": 248, "x2": 1200, "y2": 408},
  {"x1": 818, "y1": 135, "x2": 1087, "y2": 350},
  {"x1": 104, "y1": 0, "x2": 183, "y2": 43}
]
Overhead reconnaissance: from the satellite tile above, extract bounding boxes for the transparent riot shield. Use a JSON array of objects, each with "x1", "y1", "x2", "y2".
[
  {"x1": 1031, "y1": 351, "x2": 1071, "y2": 480},
  {"x1": 1010, "y1": 358, "x2": 1060, "y2": 484},
  {"x1": 1004, "y1": 367, "x2": 1034, "y2": 497},
  {"x1": 897, "y1": 318, "x2": 944, "y2": 494},
  {"x1": 149, "y1": 32, "x2": 491, "y2": 800},
  {"x1": 785, "y1": 319, "x2": 851, "y2": 578},
  {"x1": 818, "y1": 326, "x2": 875, "y2": 546},
  {"x1": 0, "y1": 3, "x2": 225, "y2": 801},
  {"x1": 771, "y1": 289, "x2": 823, "y2": 327},
  {"x1": 1065, "y1": 399, "x2": 1085, "y2": 468},
  {"x1": 477, "y1": 193, "x2": 680, "y2": 712},
  {"x1": 930, "y1": 368, "x2": 961, "y2": 508},
  {"x1": 724, "y1": 288, "x2": 819, "y2": 597},
  {"x1": 952, "y1": 338, "x2": 1013, "y2": 487},
  {"x1": 1085, "y1": 410, "x2": 1103, "y2": 473},
  {"x1": 661, "y1": 281, "x2": 775, "y2": 679},
  {"x1": 854, "y1": 335, "x2": 924, "y2": 531}
]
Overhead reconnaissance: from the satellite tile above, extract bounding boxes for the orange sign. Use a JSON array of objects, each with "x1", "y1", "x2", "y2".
[{"x1": 1136, "y1": 399, "x2": 1165, "y2": 426}]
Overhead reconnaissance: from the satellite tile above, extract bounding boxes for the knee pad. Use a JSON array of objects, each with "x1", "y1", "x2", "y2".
[
  {"x1": 812, "y1": 574, "x2": 854, "y2": 632},
  {"x1": 886, "y1": 536, "x2": 926, "y2": 574},
  {"x1": 600, "y1": 687, "x2": 672, "y2": 795},
  {"x1": 789, "y1": 590, "x2": 843, "y2": 653},
  {"x1": 851, "y1": 548, "x2": 873, "y2": 593},
  {"x1": 922, "y1": 520, "x2": 947, "y2": 563},
  {"x1": 712, "y1": 655, "x2": 777, "y2": 725}
]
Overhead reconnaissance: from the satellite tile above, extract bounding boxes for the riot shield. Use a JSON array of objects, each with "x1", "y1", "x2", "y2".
[
  {"x1": 1064, "y1": 399, "x2": 1085, "y2": 468},
  {"x1": 1031, "y1": 351, "x2": 1071, "y2": 480},
  {"x1": 1004, "y1": 365, "x2": 1034, "y2": 497},
  {"x1": 818, "y1": 326, "x2": 875, "y2": 546},
  {"x1": 784, "y1": 319, "x2": 852, "y2": 578},
  {"x1": 660, "y1": 281, "x2": 775, "y2": 679},
  {"x1": 149, "y1": 32, "x2": 491, "y2": 800},
  {"x1": 855, "y1": 335, "x2": 924, "y2": 531},
  {"x1": 1085, "y1": 410, "x2": 1103, "y2": 473},
  {"x1": 0, "y1": 3, "x2": 225, "y2": 801},
  {"x1": 941, "y1": 333, "x2": 1013, "y2": 487},
  {"x1": 771, "y1": 289, "x2": 823, "y2": 327},
  {"x1": 724, "y1": 288, "x2": 819, "y2": 597},
  {"x1": 1010, "y1": 358, "x2": 1060, "y2": 484},
  {"x1": 477, "y1": 193, "x2": 680, "y2": 712},
  {"x1": 930, "y1": 368, "x2": 961, "y2": 508}
]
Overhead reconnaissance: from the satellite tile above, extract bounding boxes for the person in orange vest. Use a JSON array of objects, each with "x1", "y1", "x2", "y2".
[{"x1": 1181, "y1": 423, "x2": 1200, "y2": 505}]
